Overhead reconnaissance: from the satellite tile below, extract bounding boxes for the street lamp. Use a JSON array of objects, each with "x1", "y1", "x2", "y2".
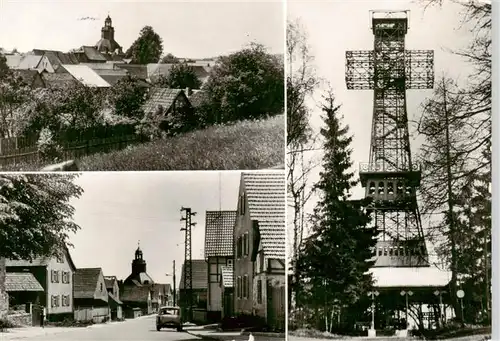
[
  {"x1": 400, "y1": 290, "x2": 413, "y2": 329},
  {"x1": 367, "y1": 290, "x2": 379, "y2": 331},
  {"x1": 433, "y1": 290, "x2": 447, "y2": 325}
]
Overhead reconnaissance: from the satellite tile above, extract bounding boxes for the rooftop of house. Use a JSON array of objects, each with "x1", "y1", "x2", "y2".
[
  {"x1": 242, "y1": 172, "x2": 286, "y2": 260},
  {"x1": 220, "y1": 265, "x2": 233, "y2": 288},
  {"x1": 5, "y1": 273, "x2": 44, "y2": 292},
  {"x1": 40, "y1": 72, "x2": 77, "y2": 89},
  {"x1": 121, "y1": 285, "x2": 151, "y2": 303},
  {"x1": 60, "y1": 64, "x2": 110, "y2": 87},
  {"x1": 188, "y1": 90, "x2": 209, "y2": 108},
  {"x1": 104, "y1": 276, "x2": 117, "y2": 290},
  {"x1": 179, "y1": 260, "x2": 207, "y2": 290},
  {"x1": 141, "y1": 88, "x2": 184, "y2": 115},
  {"x1": 205, "y1": 210, "x2": 237, "y2": 258},
  {"x1": 74, "y1": 268, "x2": 103, "y2": 299},
  {"x1": 5, "y1": 246, "x2": 76, "y2": 270},
  {"x1": 115, "y1": 64, "x2": 148, "y2": 80}
]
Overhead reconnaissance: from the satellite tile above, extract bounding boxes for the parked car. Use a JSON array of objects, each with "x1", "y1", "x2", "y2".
[{"x1": 156, "y1": 306, "x2": 182, "y2": 331}]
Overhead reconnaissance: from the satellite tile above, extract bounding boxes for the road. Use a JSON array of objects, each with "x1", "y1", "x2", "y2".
[{"x1": 0, "y1": 316, "x2": 200, "y2": 341}]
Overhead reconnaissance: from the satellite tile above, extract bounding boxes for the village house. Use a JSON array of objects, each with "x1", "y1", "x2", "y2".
[
  {"x1": 5, "y1": 246, "x2": 77, "y2": 322},
  {"x1": 179, "y1": 259, "x2": 208, "y2": 324},
  {"x1": 204, "y1": 210, "x2": 236, "y2": 322},
  {"x1": 73, "y1": 268, "x2": 110, "y2": 323},
  {"x1": 234, "y1": 172, "x2": 286, "y2": 331},
  {"x1": 141, "y1": 88, "x2": 194, "y2": 132},
  {"x1": 16, "y1": 69, "x2": 46, "y2": 88},
  {"x1": 104, "y1": 276, "x2": 123, "y2": 320},
  {"x1": 4, "y1": 272, "x2": 44, "y2": 325}
]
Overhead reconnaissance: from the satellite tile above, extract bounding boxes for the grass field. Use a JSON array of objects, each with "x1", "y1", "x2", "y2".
[
  {"x1": 0, "y1": 115, "x2": 284, "y2": 171},
  {"x1": 78, "y1": 115, "x2": 284, "y2": 171}
]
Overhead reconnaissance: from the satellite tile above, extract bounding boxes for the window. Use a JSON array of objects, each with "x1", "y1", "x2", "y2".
[
  {"x1": 51, "y1": 295, "x2": 60, "y2": 307},
  {"x1": 243, "y1": 275, "x2": 248, "y2": 299},
  {"x1": 239, "y1": 194, "x2": 245, "y2": 215},
  {"x1": 51, "y1": 270, "x2": 60, "y2": 283},
  {"x1": 257, "y1": 280, "x2": 262, "y2": 304},
  {"x1": 236, "y1": 276, "x2": 241, "y2": 298},
  {"x1": 100, "y1": 283, "x2": 103, "y2": 292},
  {"x1": 259, "y1": 252, "x2": 265, "y2": 272},
  {"x1": 243, "y1": 234, "x2": 247, "y2": 256},
  {"x1": 227, "y1": 259, "x2": 233, "y2": 266},
  {"x1": 61, "y1": 271, "x2": 70, "y2": 284}
]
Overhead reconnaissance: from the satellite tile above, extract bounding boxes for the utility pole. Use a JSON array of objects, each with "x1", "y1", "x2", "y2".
[
  {"x1": 180, "y1": 207, "x2": 196, "y2": 323},
  {"x1": 173, "y1": 260, "x2": 176, "y2": 307}
]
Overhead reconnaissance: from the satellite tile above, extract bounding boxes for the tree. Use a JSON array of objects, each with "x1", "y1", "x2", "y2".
[
  {"x1": 161, "y1": 53, "x2": 179, "y2": 64},
  {"x1": 125, "y1": 26, "x2": 164, "y2": 64},
  {"x1": 154, "y1": 63, "x2": 202, "y2": 90},
  {"x1": 417, "y1": 75, "x2": 491, "y2": 325},
  {"x1": 0, "y1": 174, "x2": 83, "y2": 317},
  {"x1": 297, "y1": 91, "x2": 376, "y2": 331},
  {"x1": 203, "y1": 43, "x2": 284, "y2": 123},
  {"x1": 108, "y1": 75, "x2": 148, "y2": 120},
  {"x1": 0, "y1": 56, "x2": 34, "y2": 138},
  {"x1": 286, "y1": 19, "x2": 320, "y2": 315}
]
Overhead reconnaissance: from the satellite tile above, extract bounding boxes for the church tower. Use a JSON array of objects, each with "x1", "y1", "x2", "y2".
[
  {"x1": 131, "y1": 244, "x2": 147, "y2": 275},
  {"x1": 96, "y1": 14, "x2": 123, "y2": 55}
]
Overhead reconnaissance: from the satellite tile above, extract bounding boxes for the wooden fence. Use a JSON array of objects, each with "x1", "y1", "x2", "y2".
[{"x1": 0, "y1": 134, "x2": 143, "y2": 169}]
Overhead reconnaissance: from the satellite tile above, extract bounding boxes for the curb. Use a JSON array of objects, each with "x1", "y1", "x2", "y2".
[
  {"x1": 241, "y1": 331, "x2": 285, "y2": 338},
  {"x1": 186, "y1": 331, "x2": 220, "y2": 340}
]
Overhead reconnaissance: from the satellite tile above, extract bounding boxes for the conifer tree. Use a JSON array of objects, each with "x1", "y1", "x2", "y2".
[{"x1": 297, "y1": 90, "x2": 377, "y2": 330}]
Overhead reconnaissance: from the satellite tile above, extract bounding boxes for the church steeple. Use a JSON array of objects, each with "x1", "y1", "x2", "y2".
[
  {"x1": 131, "y1": 241, "x2": 146, "y2": 275},
  {"x1": 101, "y1": 14, "x2": 115, "y2": 41}
]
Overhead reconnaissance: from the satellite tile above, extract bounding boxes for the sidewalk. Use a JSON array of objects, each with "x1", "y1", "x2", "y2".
[{"x1": 186, "y1": 329, "x2": 285, "y2": 341}]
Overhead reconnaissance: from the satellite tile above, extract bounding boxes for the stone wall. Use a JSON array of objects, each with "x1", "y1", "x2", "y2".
[
  {"x1": 0, "y1": 257, "x2": 8, "y2": 319},
  {"x1": 7, "y1": 312, "x2": 32, "y2": 326}
]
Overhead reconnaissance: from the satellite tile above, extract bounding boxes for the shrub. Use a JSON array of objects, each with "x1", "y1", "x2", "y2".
[
  {"x1": 37, "y1": 127, "x2": 63, "y2": 162},
  {"x1": 0, "y1": 317, "x2": 17, "y2": 330}
]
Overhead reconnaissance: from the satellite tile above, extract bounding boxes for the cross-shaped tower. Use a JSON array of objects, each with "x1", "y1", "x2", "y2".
[{"x1": 345, "y1": 11, "x2": 434, "y2": 269}]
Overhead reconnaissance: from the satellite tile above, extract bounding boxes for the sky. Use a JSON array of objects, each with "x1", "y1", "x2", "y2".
[
  {"x1": 0, "y1": 0, "x2": 284, "y2": 58},
  {"x1": 66, "y1": 171, "x2": 242, "y2": 290},
  {"x1": 287, "y1": 0, "x2": 484, "y2": 256}
]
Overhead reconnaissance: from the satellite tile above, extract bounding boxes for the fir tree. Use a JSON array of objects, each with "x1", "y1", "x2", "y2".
[{"x1": 297, "y1": 90, "x2": 377, "y2": 330}]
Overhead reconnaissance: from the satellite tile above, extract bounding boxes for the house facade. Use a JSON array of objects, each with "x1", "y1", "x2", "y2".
[
  {"x1": 204, "y1": 210, "x2": 236, "y2": 322},
  {"x1": 234, "y1": 172, "x2": 286, "y2": 331},
  {"x1": 104, "y1": 276, "x2": 123, "y2": 320},
  {"x1": 179, "y1": 260, "x2": 208, "y2": 324},
  {"x1": 5, "y1": 246, "x2": 76, "y2": 321},
  {"x1": 73, "y1": 268, "x2": 110, "y2": 323}
]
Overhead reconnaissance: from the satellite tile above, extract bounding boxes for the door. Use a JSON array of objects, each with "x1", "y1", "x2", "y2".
[{"x1": 31, "y1": 304, "x2": 43, "y2": 326}]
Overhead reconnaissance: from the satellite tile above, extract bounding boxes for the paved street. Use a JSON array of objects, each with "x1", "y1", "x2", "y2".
[{"x1": 0, "y1": 316, "x2": 199, "y2": 341}]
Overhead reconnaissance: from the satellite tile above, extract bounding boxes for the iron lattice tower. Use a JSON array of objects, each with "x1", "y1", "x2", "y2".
[
  {"x1": 181, "y1": 207, "x2": 196, "y2": 321},
  {"x1": 345, "y1": 11, "x2": 434, "y2": 268}
]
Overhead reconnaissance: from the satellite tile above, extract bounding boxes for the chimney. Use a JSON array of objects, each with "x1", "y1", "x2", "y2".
[{"x1": 185, "y1": 87, "x2": 192, "y2": 97}]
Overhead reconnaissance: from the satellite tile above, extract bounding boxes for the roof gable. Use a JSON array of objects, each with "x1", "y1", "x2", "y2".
[
  {"x1": 74, "y1": 268, "x2": 103, "y2": 299},
  {"x1": 205, "y1": 210, "x2": 236, "y2": 258},
  {"x1": 241, "y1": 172, "x2": 285, "y2": 260},
  {"x1": 142, "y1": 88, "x2": 185, "y2": 114},
  {"x1": 179, "y1": 260, "x2": 207, "y2": 290}
]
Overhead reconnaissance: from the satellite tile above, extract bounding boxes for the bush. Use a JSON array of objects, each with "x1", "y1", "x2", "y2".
[
  {"x1": 0, "y1": 318, "x2": 17, "y2": 331},
  {"x1": 37, "y1": 127, "x2": 63, "y2": 162}
]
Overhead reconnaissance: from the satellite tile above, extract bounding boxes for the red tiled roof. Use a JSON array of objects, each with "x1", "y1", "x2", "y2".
[
  {"x1": 179, "y1": 260, "x2": 207, "y2": 290},
  {"x1": 74, "y1": 268, "x2": 102, "y2": 299},
  {"x1": 242, "y1": 172, "x2": 285, "y2": 260},
  {"x1": 5, "y1": 273, "x2": 44, "y2": 292},
  {"x1": 205, "y1": 211, "x2": 236, "y2": 258}
]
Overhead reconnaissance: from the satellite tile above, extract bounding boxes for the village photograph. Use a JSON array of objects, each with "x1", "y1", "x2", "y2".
[
  {"x1": 0, "y1": 1, "x2": 284, "y2": 171},
  {"x1": 287, "y1": 1, "x2": 491, "y2": 341},
  {"x1": 0, "y1": 171, "x2": 286, "y2": 340}
]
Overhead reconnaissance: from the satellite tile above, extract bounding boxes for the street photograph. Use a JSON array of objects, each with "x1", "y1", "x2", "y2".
[
  {"x1": 287, "y1": 1, "x2": 491, "y2": 340},
  {"x1": 0, "y1": 171, "x2": 285, "y2": 341},
  {"x1": 0, "y1": 1, "x2": 284, "y2": 171}
]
